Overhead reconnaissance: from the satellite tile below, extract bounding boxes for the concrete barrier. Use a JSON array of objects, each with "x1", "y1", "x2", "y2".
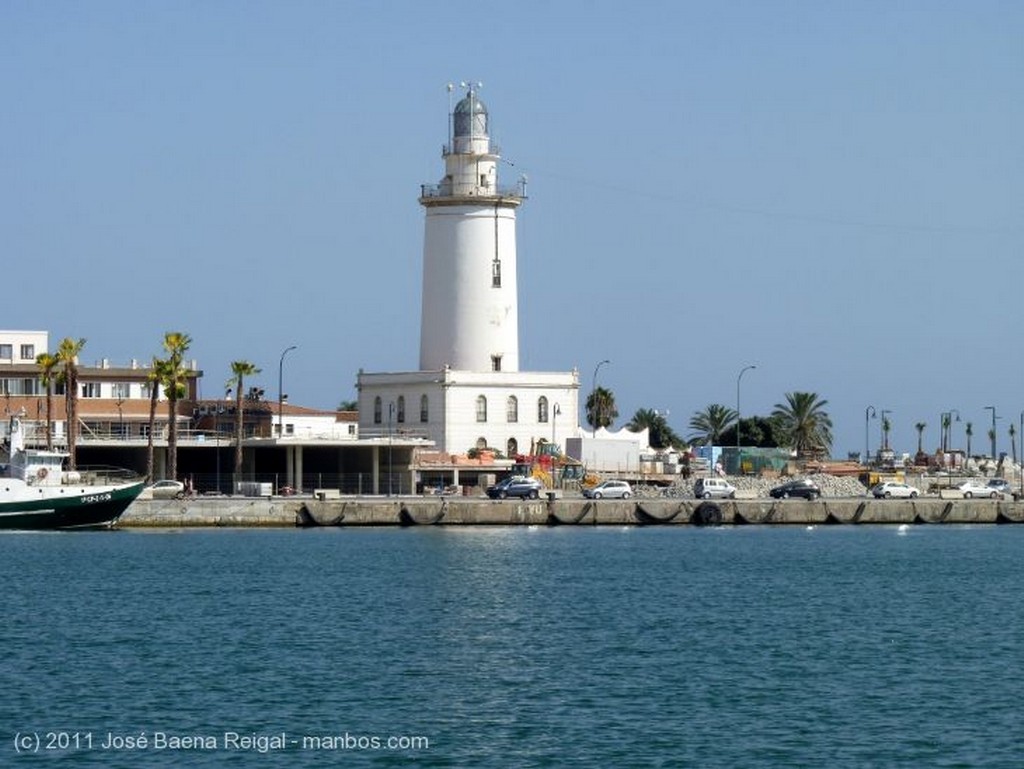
[{"x1": 117, "y1": 496, "x2": 1024, "y2": 528}]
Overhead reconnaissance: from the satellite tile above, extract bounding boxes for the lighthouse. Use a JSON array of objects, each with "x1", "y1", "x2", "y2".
[
  {"x1": 357, "y1": 84, "x2": 578, "y2": 464},
  {"x1": 418, "y1": 83, "x2": 526, "y2": 373}
]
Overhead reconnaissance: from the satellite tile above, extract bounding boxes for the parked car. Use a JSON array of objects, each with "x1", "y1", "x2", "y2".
[
  {"x1": 146, "y1": 479, "x2": 186, "y2": 500},
  {"x1": 986, "y1": 479, "x2": 1019, "y2": 500},
  {"x1": 693, "y1": 477, "x2": 737, "y2": 500},
  {"x1": 769, "y1": 479, "x2": 822, "y2": 500},
  {"x1": 583, "y1": 480, "x2": 633, "y2": 500},
  {"x1": 486, "y1": 476, "x2": 544, "y2": 500},
  {"x1": 871, "y1": 481, "x2": 920, "y2": 499},
  {"x1": 958, "y1": 480, "x2": 1001, "y2": 499}
]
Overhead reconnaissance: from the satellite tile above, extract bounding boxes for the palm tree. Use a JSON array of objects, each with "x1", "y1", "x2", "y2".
[
  {"x1": 771, "y1": 391, "x2": 833, "y2": 459},
  {"x1": 338, "y1": 399, "x2": 358, "y2": 411},
  {"x1": 145, "y1": 356, "x2": 171, "y2": 482},
  {"x1": 35, "y1": 352, "x2": 59, "y2": 450},
  {"x1": 161, "y1": 331, "x2": 192, "y2": 482},
  {"x1": 688, "y1": 404, "x2": 738, "y2": 445},
  {"x1": 1009, "y1": 423, "x2": 1017, "y2": 465},
  {"x1": 585, "y1": 386, "x2": 618, "y2": 433},
  {"x1": 915, "y1": 422, "x2": 926, "y2": 454},
  {"x1": 965, "y1": 422, "x2": 973, "y2": 458},
  {"x1": 882, "y1": 416, "x2": 892, "y2": 451},
  {"x1": 228, "y1": 360, "x2": 261, "y2": 483},
  {"x1": 56, "y1": 337, "x2": 86, "y2": 468},
  {"x1": 626, "y1": 408, "x2": 681, "y2": 449}
]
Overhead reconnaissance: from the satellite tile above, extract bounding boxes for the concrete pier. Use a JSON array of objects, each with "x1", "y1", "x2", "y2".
[{"x1": 117, "y1": 496, "x2": 1024, "y2": 528}]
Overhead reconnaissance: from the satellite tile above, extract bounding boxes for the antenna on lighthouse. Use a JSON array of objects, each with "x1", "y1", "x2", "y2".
[{"x1": 446, "y1": 82, "x2": 454, "y2": 148}]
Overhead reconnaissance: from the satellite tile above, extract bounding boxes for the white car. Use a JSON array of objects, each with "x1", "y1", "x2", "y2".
[
  {"x1": 871, "y1": 481, "x2": 919, "y2": 499},
  {"x1": 146, "y1": 479, "x2": 186, "y2": 499},
  {"x1": 583, "y1": 480, "x2": 633, "y2": 499},
  {"x1": 693, "y1": 478, "x2": 737, "y2": 500},
  {"x1": 958, "y1": 480, "x2": 1001, "y2": 499}
]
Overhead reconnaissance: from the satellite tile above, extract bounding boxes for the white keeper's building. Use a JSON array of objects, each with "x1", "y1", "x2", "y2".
[{"x1": 357, "y1": 85, "x2": 579, "y2": 456}]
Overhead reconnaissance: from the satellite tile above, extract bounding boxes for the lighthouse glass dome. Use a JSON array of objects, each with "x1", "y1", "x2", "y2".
[{"x1": 453, "y1": 94, "x2": 487, "y2": 139}]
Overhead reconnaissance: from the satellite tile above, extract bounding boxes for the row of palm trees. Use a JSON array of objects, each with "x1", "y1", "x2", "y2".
[
  {"x1": 34, "y1": 332, "x2": 261, "y2": 483},
  {"x1": 585, "y1": 388, "x2": 834, "y2": 457}
]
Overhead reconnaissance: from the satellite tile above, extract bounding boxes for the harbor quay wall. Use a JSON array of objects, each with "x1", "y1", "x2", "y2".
[{"x1": 118, "y1": 497, "x2": 1024, "y2": 528}]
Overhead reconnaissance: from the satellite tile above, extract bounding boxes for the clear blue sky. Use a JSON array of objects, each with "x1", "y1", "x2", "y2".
[{"x1": 3, "y1": 1, "x2": 1021, "y2": 458}]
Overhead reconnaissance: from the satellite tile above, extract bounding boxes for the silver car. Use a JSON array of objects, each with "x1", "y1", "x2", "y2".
[
  {"x1": 583, "y1": 480, "x2": 633, "y2": 500},
  {"x1": 958, "y1": 480, "x2": 1000, "y2": 499},
  {"x1": 871, "y1": 482, "x2": 919, "y2": 499}
]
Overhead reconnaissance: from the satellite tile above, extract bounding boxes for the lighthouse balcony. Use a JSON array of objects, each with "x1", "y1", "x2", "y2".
[{"x1": 420, "y1": 180, "x2": 526, "y2": 202}]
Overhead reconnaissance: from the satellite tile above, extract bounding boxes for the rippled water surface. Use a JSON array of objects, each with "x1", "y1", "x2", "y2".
[{"x1": 4, "y1": 525, "x2": 1024, "y2": 767}]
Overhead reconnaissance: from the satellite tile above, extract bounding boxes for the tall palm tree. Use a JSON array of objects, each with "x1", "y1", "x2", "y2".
[
  {"x1": 688, "y1": 404, "x2": 738, "y2": 445},
  {"x1": 35, "y1": 352, "x2": 59, "y2": 450},
  {"x1": 145, "y1": 356, "x2": 171, "y2": 482},
  {"x1": 585, "y1": 386, "x2": 618, "y2": 432},
  {"x1": 161, "y1": 331, "x2": 192, "y2": 482},
  {"x1": 228, "y1": 360, "x2": 261, "y2": 482},
  {"x1": 965, "y1": 422, "x2": 973, "y2": 458},
  {"x1": 626, "y1": 408, "x2": 682, "y2": 449},
  {"x1": 882, "y1": 416, "x2": 892, "y2": 451},
  {"x1": 915, "y1": 422, "x2": 927, "y2": 454},
  {"x1": 1009, "y1": 423, "x2": 1017, "y2": 465},
  {"x1": 56, "y1": 337, "x2": 86, "y2": 468},
  {"x1": 771, "y1": 391, "x2": 833, "y2": 459}
]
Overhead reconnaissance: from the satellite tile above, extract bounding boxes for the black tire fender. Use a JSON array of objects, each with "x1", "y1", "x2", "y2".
[{"x1": 691, "y1": 501, "x2": 723, "y2": 527}]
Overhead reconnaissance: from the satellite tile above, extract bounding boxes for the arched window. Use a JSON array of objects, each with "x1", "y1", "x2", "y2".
[
  {"x1": 476, "y1": 395, "x2": 487, "y2": 423},
  {"x1": 397, "y1": 395, "x2": 406, "y2": 424},
  {"x1": 506, "y1": 395, "x2": 518, "y2": 423},
  {"x1": 507, "y1": 437, "x2": 518, "y2": 457},
  {"x1": 476, "y1": 436, "x2": 488, "y2": 450},
  {"x1": 538, "y1": 396, "x2": 549, "y2": 423},
  {"x1": 373, "y1": 396, "x2": 382, "y2": 425},
  {"x1": 420, "y1": 394, "x2": 429, "y2": 423}
]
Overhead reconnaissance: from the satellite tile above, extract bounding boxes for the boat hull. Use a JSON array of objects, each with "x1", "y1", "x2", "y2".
[{"x1": 0, "y1": 482, "x2": 145, "y2": 530}]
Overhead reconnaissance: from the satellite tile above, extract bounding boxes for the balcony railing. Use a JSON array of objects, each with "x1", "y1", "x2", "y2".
[{"x1": 420, "y1": 179, "x2": 527, "y2": 200}]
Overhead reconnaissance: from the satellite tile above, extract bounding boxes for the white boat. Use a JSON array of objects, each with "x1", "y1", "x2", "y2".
[{"x1": 1, "y1": 416, "x2": 144, "y2": 530}]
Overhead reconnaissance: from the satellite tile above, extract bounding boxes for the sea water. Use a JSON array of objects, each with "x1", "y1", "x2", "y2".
[{"x1": 3, "y1": 525, "x2": 1024, "y2": 767}]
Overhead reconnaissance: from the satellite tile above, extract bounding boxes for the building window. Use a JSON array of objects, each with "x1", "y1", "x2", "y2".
[
  {"x1": 0, "y1": 344, "x2": 12, "y2": 360},
  {"x1": 348, "y1": 424, "x2": 356, "y2": 435},
  {"x1": 491, "y1": 355, "x2": 502, "y2": 372},
  {"x1": 111, "y1": 383, "x2": 130, "y2": 399},
  {"x1": 82, "y1": 382, "x2": 102, "y2": 398},
  {"x1": 420, "y1": 394, "x2": 429, "y2": 423},
  {"x1": 476, "y1": 395, "x2": 487, "y2": 423},
  {"x1": 373, "y1": 396, "x2": 382, "y2": 425},
  {"x1": 506, "y1": 396, "x2": 518, "y2": 423},
  {"x1": 492, "y1": 260, "x2": 501, "y2": 288},
  {"x1": 507, "y1": 437, "x2": 518, "y2": 457},
  {"x1": 20, "y1": 344, "x2": 35, "y2": 360},
  {"x1": 397, "y1": 395, "x2": 406, "y2": 424},
  {"x1": 285, "y1": 423, "x2": 294, "y2": 436},
  {"x1": 476, "y1": 436, "x2": 487, "y2": 450},
  {"x1": 538, "y1": 396, "x2": 549, "y2": 423}
]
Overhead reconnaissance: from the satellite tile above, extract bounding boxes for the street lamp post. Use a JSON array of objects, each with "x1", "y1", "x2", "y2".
[
  {"x1": 985, "y1": 405, "x2": 997, "y2": 460},
  {"x1": 591, "y1": 359, "x2": 610, "y2": 437},
  {"x1": 278, "y1": 345, "x2": 297, "y2": 439},
  {"x1": 864, "y1": 406, "x2": 876, "y2": 465},
  {"x1": 736, "y1": 365, "x2": 756, "y2": 466},
  {"x1": 388, "y1": 401, "x2": 395, "y2": 496}
]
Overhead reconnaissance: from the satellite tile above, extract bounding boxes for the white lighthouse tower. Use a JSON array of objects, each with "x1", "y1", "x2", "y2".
[
  {"x1": 357, "y1": 84, "x2": 578, "y2": 463},
  {"x1": 419, "y1": 83, "x2": 525, "y2": 373}
]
